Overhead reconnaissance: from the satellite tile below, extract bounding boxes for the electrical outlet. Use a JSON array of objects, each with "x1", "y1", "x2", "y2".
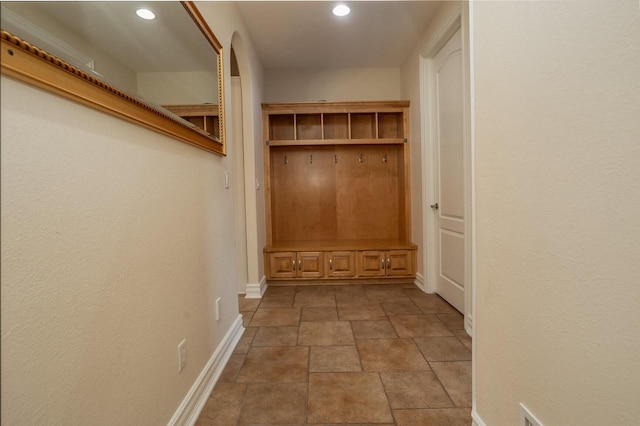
[
  {"x1": 520, "y1": 403, "x2": 543, "y2": 426},
  {"x1": 224, "y1": 170, "x2": 230, "y2": 189},
  {"x1": 177, "y1": 339, "x2": 187, "y2": 372},
  {"x1": 215, "y1": 297, "x2": 222, "y2": 321}
]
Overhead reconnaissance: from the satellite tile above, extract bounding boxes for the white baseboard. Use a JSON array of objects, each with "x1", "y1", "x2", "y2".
[
  {"x1": 414, "y1": 272, "x2": 425, "y2": 291},
  {"x1": 472, "y1": 409, "x2": 488, "y2": 426},
  {"x1": 245, "y1": 275, "x2": 267, "y2": 299},
  {"x1": 167, "y1": 315, "x2": 244, "y2": 426},
  {"x1": 464, "y1": 313, "x2": 473, "y2": 336}
]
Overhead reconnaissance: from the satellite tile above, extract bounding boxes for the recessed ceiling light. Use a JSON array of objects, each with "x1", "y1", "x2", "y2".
[
  {"x1": 332, "y1": 4, "x2": 350, "y2": 17},
  {"x1": 136, "y1": 8, "x2": 155, "y2": 20}
]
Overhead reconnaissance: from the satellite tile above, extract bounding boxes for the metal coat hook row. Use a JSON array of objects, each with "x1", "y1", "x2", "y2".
[
  {"x1": 359, "y1": 154, "x2": 364, "y2": 163},
  {"x1": 334, "y1": 155, "x2": 338, "y2": 164},
  {"x1": 284, "y1": 155, "x2": 288, "y2": 164},
  {"x1": 310, "y1": 154, "x2": 313, "y2": 164},
  {"x1": 383, "y1": 154, "x2": 387, "y2": 163}
]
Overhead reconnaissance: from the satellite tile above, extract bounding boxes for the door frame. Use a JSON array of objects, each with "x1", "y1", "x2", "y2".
[{"x1": 419, "y1": 1, "x2": 475, "y2": 335}]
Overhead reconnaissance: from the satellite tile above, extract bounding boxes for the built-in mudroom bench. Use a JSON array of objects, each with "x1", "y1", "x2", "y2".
[{"x1": 262, "y1": 101, "x2": 417, "y2": 284}]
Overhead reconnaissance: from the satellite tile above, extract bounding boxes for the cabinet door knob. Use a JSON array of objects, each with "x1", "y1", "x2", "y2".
[
  {"x1": 381, "y1": 258, "x2": 385, "y2": 270},
  {"x1": 292, "y1": 260, "x2": 296, "y2": 271},
  {"x1": 298, "y1": 259, "x2": 302, "y2": 270},
  {"x1": 329, "y1": 258, "x2": 333, "y2": 270},
  {"x1": 387, "y1": 258, "x2": 391, "y2": 269}
]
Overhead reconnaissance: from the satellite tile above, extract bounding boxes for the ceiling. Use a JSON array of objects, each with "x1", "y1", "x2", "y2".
[{"x1": 235, "y1": 1, "x2": 443, "y2": 71}]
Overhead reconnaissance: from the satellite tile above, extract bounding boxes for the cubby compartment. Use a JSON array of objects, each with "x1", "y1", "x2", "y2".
[
  {"x1": 296, "y1": 114, "x2": 322, "y2": 140},
  {"x1": 378, "y1": 112, "x2": 403, "y2": 139},
  {"x1": 323, "y1": 113, "x2": 349, "y2": 139},
  {"x1": 350, "y1": 113, "x2": 376, "y2": 139},
  {"x1": 269, "y1": 114, "x2": 295, "y2": 140}
]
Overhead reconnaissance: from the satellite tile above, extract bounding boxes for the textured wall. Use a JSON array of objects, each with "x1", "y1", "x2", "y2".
[
  {"x1": 0, "y1": 3, "x2": 265, "y2": 424},
  {"x1": 473, "y1": 1, "x2": 640, "y2": 424},
  {"x1": 264, "y1": 67, "x2": 401, "y2": 103},
  {"x1": 401, "y1": 1, "x2": 460, "y2": 280}
]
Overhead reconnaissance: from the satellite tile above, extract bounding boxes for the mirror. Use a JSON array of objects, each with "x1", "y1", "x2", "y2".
[{"x1": 1, "y1": 1, "x2": 225, "y2": 155}]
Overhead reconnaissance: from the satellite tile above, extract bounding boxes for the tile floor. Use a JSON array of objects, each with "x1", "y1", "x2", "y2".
[{"x1": 196, "y1": 284, "x2": 472, "y2": 426}]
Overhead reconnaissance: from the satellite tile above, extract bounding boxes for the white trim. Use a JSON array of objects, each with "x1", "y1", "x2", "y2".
[
  {"x1": 420, "y1": 2, "x2": 462, "y2": 57},
  {"x1": 413, "y1": 272, "x2": 426, "y2": 291},
  {"x1": 167, "y1": 315, "x2": 245, "y2": 426},
  {"x1": 244, "y1": 275, "x2": 266, "y2": 299},
  {"x1": 472, "y1": 409, "x2": 488, "y2": 426}
]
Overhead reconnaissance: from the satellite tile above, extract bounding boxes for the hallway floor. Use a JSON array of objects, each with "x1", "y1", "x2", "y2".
[{"x1": 196, "y1": 284, "x2": 472, "y2": 425}]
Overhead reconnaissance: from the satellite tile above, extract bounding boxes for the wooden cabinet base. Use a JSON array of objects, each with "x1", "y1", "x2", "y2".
[{"x1": 264, "y1": 240, "x2": 416, "y2": 283}]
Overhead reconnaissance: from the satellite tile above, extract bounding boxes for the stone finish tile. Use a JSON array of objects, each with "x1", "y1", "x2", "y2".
[
  {"x1": 409, "y1": 294, "x2": 458, "y2": 314},
  {"x1": 336, "y1": 292, "x2": 371, "y2": 306},
  {"x1": 298, "y1": 321, "x2": 355, "y2": 346},
  {"x1": 233, "y1": 327, "x2": 257, "y2": 354},
  {"x1": 381, "y1": 300, "x2": 422, "y2": 316},
  {"x1": 307, "y1": 373, "x2": 393, "y2": 424},
  {"x1": 252, "y1": 326, "x2": 299, "y2": 346},
  {"x1": 357, "y1": 339, "x2": 429, "y2": 372},
  {"x1": 263, "y1": 286, "x2": 296, "y2": 297},
  {"x1": 437, "y1": 312, "x2": 465, "y2": 330},
  {"x1": 196, "y1": 382, "x2": 247, "y2": 425},
  {"x1": 338, "y1": 302, "x2": 386, "y2": 320},
  {"x1": 380, "y1": 371, "x2": 453, "y2": 409},
  {"x1": 310, "y1": 346, "x2": 362, "y2": 372},
  {"x1": 293, "y1": 292, "x2": 336, "y2": 307},
  {"x1": 238, "y1": 382, "x2": 307, "y2": 425},
  {"x1": 296, "y1": 285, "x2": 336, "y2": 296},
  {"x1": 414, "y1": 337, "x2": 471, "y2": 361},
  {"x1": 240, "y1": 311, "x2": 254, "y2": 327},
  {"x1": 238, "y1": 296, "x2": 261, "y2": 312},
  {"x1": 351, "y1": 320, "x2": 398, "y2": 339},
  {"x1": 394, "y1": 408, "x2": 472, "y2": 426},
  {"x1": 260, "y1": 295, "x2": 295, "y2": 308},
  {"x1": 453, "y1": 329, "x2": 473, "y2": 351},
  {"x1": 249, "y1": 307, "x2": 301, "y2": 327},
  {"x1": 301, "y1": 306, "x2": 339, "y2": 322},
  {"x1": 236, "y1": 346, "x2": 309, "y2": 383},
  {"x1": 389, "y1": 315, "x2": 453, "y2": 338},
  {"x1": 430, "y1": 362, "x2": 472, "y2": 407},
  {"x1": 218, "y1": 353, "x2": 245, "y2": 382},
  {"x1": 365, "y1": 288, "x2": 413, "y2": 302}
]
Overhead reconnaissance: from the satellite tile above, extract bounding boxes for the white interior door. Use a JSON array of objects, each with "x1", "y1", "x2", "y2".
[{"x1": 431, "y1": 28, "x2": 465, "y2": 313}]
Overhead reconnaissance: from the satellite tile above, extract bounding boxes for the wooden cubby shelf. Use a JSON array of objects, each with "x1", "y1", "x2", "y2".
[
  {"x1": 263, "y1": 101, "x2": 416, "y2": 283},
  {"x1": 163, "y1": 104, "x2": 220, "y2": 139}
]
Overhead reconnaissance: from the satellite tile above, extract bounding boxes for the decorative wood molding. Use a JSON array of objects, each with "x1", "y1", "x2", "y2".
[{"x1": 1, "y1": 3, "x2": 226, "y2": 156}]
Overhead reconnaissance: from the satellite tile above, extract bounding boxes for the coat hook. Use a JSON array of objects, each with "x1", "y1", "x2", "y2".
[
  {"x1": 359, "y1": 154, "x2": 364, "y2": 163},
  {"x1": 310, "y1": 154, "x2": 313, "y2": 164},
  {"x1": 284, "y1": 155, "x2": 288, "y2": 164},
  {"x1": 334, "y1": 154, "x2": 338, "y2": 164},
  {"x1": 383, "y1": 154, "x2": 387, "y2": 163}
]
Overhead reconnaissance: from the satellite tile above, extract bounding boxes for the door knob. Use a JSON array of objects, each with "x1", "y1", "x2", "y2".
[{"x1": 430, "y1": 202, "x2": 439, "y2": 210}]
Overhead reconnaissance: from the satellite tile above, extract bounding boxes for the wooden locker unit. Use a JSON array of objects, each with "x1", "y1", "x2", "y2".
[{"x1": 263, "y1": 101, "x2": 417, "y2": 283}]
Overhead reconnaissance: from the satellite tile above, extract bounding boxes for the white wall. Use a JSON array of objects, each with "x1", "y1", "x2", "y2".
[
  {"x1": 473, "y1": 1, "x2": 640, "y2": 425},
  {"x1": 2, "y1": 2, "x2": 138, "y2": 94},
  {"x1": 264, "y1": 67, "x2": 401, "y2": 102},
  {"x1": 197, "y1": 2, "x2": 267, "y2": 292},
  {"x1": 0, "y1": 2, "x2": 264, "y2": 424},
  {"x1": 401, "y1": 1, "x2": 459, "y2": 280},
  {"x1": 137, "y1": 71, "x2": 219, "y2": 106}
]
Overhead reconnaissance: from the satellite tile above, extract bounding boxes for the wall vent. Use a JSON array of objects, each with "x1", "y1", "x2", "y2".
[{"x1": 520, "y1": 403, "x2": 544, "y2": 426}]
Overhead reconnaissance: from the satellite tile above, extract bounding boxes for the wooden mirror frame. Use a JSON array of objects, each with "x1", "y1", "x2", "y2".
[{"x1": 0, "y1": 1, "x2": 226, "y2": 156}]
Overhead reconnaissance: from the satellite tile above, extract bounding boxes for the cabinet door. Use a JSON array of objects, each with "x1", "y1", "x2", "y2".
[
  {"x1": 385, "y1": 250, "x2": 413, "y2": 276},
  {"x1": 298, "y1": 251, "x2": 324, "y2": 278},
  {"x1": 269, "y1": 252, "x2": 297, "y2": 279},
  {"x1": 357, "y1": 251, "x2": 386, "y2": 277},
  {"x1": 326, "y1": 251, "x2": 355, "y2": 277}
]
